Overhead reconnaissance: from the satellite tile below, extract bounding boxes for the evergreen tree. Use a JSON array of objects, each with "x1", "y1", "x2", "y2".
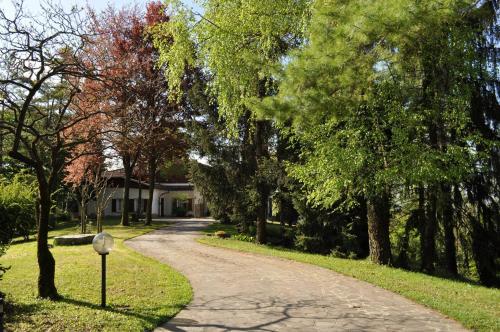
[
  {"x1": 262, "y1": 0, "x2": 499, "y2": 273},
  {"x1": 153, "y1": 0, "x2": 310, "y2": 243}
]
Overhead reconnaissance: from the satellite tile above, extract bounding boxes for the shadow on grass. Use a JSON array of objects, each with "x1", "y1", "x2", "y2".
[
  {"x1": 3, "y1": 299, "x2": 43, "y2": 326},
  {"x1": 59, "y1": 296, "x2": 185, "y2": 326},
  {"x1": 3, "y1": 295, "x2": 185, "y2": 329}
]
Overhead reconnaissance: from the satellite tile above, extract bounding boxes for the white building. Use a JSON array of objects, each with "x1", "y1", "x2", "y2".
[{"x1": 87, "y1": 169, "x2": 208, "y2": 218}]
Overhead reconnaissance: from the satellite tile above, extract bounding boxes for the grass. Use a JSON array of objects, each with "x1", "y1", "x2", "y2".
[
  {"x1": 199, "y1": 223, "x2": 500, "y2": 332},
  {"x1": 0, "y1": 218, "x2": 192, "y2": 332}
]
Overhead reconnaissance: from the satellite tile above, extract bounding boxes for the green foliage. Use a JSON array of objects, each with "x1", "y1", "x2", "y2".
[
  {"x1": 159, "y1": 160, "x2": 189, "y2": 182},
  {"x1": 256, "y1": 0, "x2": 499, "y2": 283},
  {"x1": 172, "y1": 205, "x2": 187, "y2": 217},
  {"x1": 154, "y1": 0, "x2": 310, "y2": 130},
  {"x1": 150, "y1": 0, "x2": 196, "y2": 101},
  {"x1": 232, "y1": 233, "x2": 255, "y2": 243},
  {"x1": 0, "y1": 173, "x2": 37, "y2": 241},
  {"x1": 190, "y1": 162, "x2": 235, "y2": 223},
  {"x1": 293, "y1": 197, "x2": 368, "y2": 257},
  {"x1": 265, "y1": 0, "x2": 483, "y2": 205},
  {"x1": 0, "y1": 173, "x2": 37, "y2": 281}
]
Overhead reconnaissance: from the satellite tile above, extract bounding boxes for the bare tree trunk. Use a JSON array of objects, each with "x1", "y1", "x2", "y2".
[
  {"x1": 138, "y1": 174, "x2": 143, "y2": 219},
  {"x1": 146, "y1": 155, "x2": 156, "y2": 225},
  {"x1": 80, "y1": 200, "x2": 86, "y2": 234},
  {"x1": 37, "y1": 180, "x2": 58, "y2": 299},
  {"x1": 97, "y1": 209, "x2": 103, "y2": 233},
  {"x1": 366, "y1": 192, "x2": 392, "y2": 265}
]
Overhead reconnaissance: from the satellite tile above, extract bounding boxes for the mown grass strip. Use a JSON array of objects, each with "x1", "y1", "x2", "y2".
[{"x1": 1, "y1": 219, "x2": 192, "y2": 331}]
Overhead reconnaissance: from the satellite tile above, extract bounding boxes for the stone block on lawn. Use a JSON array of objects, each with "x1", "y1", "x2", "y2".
[{"x1": 53, "y1": 234, "x2": 95, "y2": 246}]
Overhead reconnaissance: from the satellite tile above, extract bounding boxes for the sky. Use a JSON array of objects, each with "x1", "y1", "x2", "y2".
[{"x1": 0, "y1": 0, "x2": 202, "y2": 16}]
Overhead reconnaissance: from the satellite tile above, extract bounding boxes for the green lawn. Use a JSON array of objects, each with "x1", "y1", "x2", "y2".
[
  {"x1": 199, "y1": 223, "x2": 500, "y2": 332},
  {"x1": 1, "y1": 219, "x2": 192, "y2": 331}
]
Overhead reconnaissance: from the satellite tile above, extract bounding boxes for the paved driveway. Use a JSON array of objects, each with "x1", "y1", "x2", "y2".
[{"x1": 125, "y1": 219, "x2": 467, "y2": 332}]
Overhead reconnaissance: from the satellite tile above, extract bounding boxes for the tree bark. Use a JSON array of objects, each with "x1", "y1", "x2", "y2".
[
  {"x1": 366, "y1": 192, "x2": 392, "y2": 265},
  {"x1": 146, "y1": 155, "x2": 156, "y2": 226},
  {"x1": 37, "y1": 181, "x2": 58, "y2": 299},
  {"x1": 254, "y1": 120, "x2": 269, "y2": 244},
  {"x1": 121, "y1": 154, "x2": 131, "y2": 226},
  {"x1": 97, "y1": 210, "x2": 103, "y2": 233},
  {"x1": 442, "y1": 184, "x2": 457, "y2": 276},
  {"x1": 470, "y1": 211, "x2": 499, "y2": 287},
  {"x1": 422, "y1": 187, "x2": 437, "y2": 273},
  {"x1": 417, "y1": 186, "x2": 426, "y2": 266},
  {"x1": 138, "y1": 174, "x2": 143, "y2": 219},
  {"x1": 80, "y1": 199, "x2": 86, "y2": 234}
]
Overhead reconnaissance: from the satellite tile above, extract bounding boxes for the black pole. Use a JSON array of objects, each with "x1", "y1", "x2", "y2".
[{"x1": 101, "y1": 254, "x2": 107, "y2": 308}]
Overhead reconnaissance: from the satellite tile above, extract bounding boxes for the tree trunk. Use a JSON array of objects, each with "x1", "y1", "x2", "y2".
[
  {"x1": 80, "y1": 200, "x2": 86, "y2": 234},
  {"x1": 121, "y1": 154, "x2": 131, "y2": 226},
  {"x1": 138, "y1": 174, "x2": 143, "y2": 219},
  {"x1": 97, "y1": 209, "x2": 103, "y2": 233},
  {"x1": 37, "y1": 183, "x2": 58, "y2": 299},
  {"x1": 422, "y1": 187, "x2": 437, "y2": 273},
  {"x1": 79, "y1": 192, "x2": 88, "y2": 234},
  {"x1": 254, "y1": 120, "x2": 268, "y2": 244},
  {"x1": 146, "y1": 155, "x2": 156, "y2": 226},
  {"x1": 366, "y1": 192, "x2": 392, "y2": 265},
  {"x1": 417, "y1": 186, "x2": 426, "y2": 266},
  {"x1": 470, "y1": 210, "x2": 499, "y2": 287},
  {"x1": 442, "y1": 184, "x2": 457, "y2": 276}
]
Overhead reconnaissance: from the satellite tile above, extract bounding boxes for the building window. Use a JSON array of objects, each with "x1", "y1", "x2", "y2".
[{"x1": 112, "y1": 199, "x2": 122, "y2": 213}]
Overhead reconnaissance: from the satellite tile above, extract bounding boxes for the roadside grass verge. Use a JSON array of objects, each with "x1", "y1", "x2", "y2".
[
  {"x1": 1, "y1": 218, "x2": 192, "y2": 331},
  {"x1": 199, "y1": 223, "x2": 500, "y2": 332}
]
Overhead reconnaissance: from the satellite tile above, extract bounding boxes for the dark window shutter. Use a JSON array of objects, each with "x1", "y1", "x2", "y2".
[{"x1": 112, "y1": 199, "x2": 116, "y2": 213}]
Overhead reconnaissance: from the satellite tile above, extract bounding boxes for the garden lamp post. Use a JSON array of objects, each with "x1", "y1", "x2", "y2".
[{"x1": 93, "y1": 232, "x2": 114, "y2": 308}]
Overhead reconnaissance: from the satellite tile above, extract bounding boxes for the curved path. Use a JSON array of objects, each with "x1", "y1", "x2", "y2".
[{"x1": 126, "y1": 219, "x2": 467, "y2": 332}]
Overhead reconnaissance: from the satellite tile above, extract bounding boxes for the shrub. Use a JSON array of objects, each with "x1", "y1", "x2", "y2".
[
  {"x1": 129, "y1": 212, "x2": 139, "y2": 223},
  {"x1": 292, "y1": 198, "x2": 369, "y2": 257},
  {"x1": 0, "y1": 174, "x2": 37, "y2": 280},
  {"x1": 0, "y1": 174, "x2": 37, "y2": 241},
  {"x1": 54, "y1": 207, "x2": 71, "y2": 222},
  {"x1": 172, "y1": 206, "x2": 187, "y2": 217},
  {"x1": 233, "y1": 233, "x2": 254, "y2": 242},
  {"x1": 294, "y1": 235, "x2": 325, "y2": 253}
]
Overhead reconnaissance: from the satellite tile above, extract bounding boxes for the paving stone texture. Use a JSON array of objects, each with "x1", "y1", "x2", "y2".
[{"x1": 125, "y1": 219, "x2": 468, "y2": 332}]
